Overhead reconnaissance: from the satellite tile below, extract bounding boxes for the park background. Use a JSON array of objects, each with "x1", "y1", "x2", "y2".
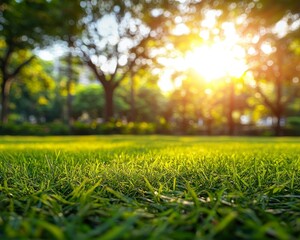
[
  {"x1": 1, "y1": 1, "x2": 300, "y2": 239},
  {"x1": 1, "y1": 0, "x2": 300, "y2": 136}
]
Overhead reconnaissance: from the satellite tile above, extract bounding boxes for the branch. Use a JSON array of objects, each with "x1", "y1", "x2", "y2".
[
  {"x1": 112, "y1": 33, "x2": 153, "y2": 89},
  {"x1": 113, "y1": 58, "x2": 136, "y2": 89},
  {"x1": 110, "y1": 36, "x2": 126, "y2": 83},
  {"x1": 255, "y1": 83, "x2": 277, "y2": 114},
  {"x1": 284, "y1": 86, "x2": 299, "y2": 105},
  {"x1": 8, "y1": 55, "x2": 35, "y2": 80},
  {"x1": 82, "y1": 50, "x2": 106, "y2": 86}
]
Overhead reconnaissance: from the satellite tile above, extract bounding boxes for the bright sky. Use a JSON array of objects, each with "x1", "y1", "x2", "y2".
[
  {"x1": 38, "y1": 50, "x2": 54, "y2": 61},
  {"x1": 37, "y1": 44, "x2": 66, "y2": 61},
  {"x1": 158, "y1": 19, "x2": 248, "y2": 92}
]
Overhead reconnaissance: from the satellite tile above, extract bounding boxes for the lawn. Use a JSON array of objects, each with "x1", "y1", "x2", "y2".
[{"x1": 0, "y1": 136, "x2": 300, "y2": 239}]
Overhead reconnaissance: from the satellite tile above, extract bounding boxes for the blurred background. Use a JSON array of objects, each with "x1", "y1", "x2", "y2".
[{"x1": 0, "y1": 0, "x2": 299, "y2": 136}]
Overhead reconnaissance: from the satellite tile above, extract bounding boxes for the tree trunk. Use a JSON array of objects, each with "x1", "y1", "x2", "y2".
[
  {"x1": 104, "y1": 85, "x2": 114, "y2": 122},
  {"x1": 206, "y1": 117, "x2": 212, "y2": 135},
  {"x1": 274, "y1": 114, "x2": 282, "y2": 136},
  {"x1": 227, "y1": 80, "x2": 235, "y2": 135},
  {"x1": 274, "y1": 80, "x2": 282, "y2": 136},
  {"x1": 1, "y1": 79, "x2": 12, "y2": 124},
  {"x1": 0, "y1": 47, "x2": 34, "y2": 124},
  {"x1": 66, "y1": 44, "x2": 73, "y2": 127},
  {"x1": 274, "y1": 45, "x2": 283, "y2": 136},
  {"x1": 129, "y1": 71, "x2": 136, "y2": 122},
  {"x1": 181, "y1": 94, "x2": 188, "y2": 134},
  {"x1": 274, "y1": 79, "x2": 283, "y2": 136}
]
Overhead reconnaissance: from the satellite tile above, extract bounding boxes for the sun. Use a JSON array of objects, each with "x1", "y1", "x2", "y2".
[
  {"x1": 185, "y1": 21, "x2": 248, "y2": 82},
  {"x1": 158, "y1": 40, "x2": 248, "y2": 92},
  {"x1": 158, "y1": 20, "x2": 248, "y2": 92},
  {"x1": 185, "y1": 42, "x2": 247, "y2": 82}
]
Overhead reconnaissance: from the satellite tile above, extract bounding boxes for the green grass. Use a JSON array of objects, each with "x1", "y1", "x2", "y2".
[{"x1": 0, "y1": 136, "x2": 300, "y2": 239}]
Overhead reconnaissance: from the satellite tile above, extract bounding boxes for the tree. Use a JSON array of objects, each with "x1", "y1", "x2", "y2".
[
  {"x1": 246, "y1": 36, "x2": 300, "y2": 135},
  {"x1": 116, "y1": 69, "x2": 166, "y2": 123},
  {"x1": 50, "y1": 0, "x2": 85, "y2": 126},
  {"x1": 228, "y1": 0, "x2": 300, "y2": 135},
  {"x1": 76, "y1": 0, "x2": 178, "y2": 122},
  {"x1": 0, "y1": 0, "x2": 86, "y2": 124},
  {"x1": 72, "y1": 84, "x2": 104, "y2": 120},
  {"x1": 0, "y1": 0, "x2": 59, "y2": 123},
  {"x1": 178, "y1": 0, "x2": 300, "y2": 135},
  {"x1": 9, "y1": 57, "x2": 55, "y2": 122},
  {"x1": 54, "y1": 55, "x2": 83, "y2": 123}
]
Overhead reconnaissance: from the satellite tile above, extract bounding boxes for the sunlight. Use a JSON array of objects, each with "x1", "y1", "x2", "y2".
[
  {"x1": 186, "y1": 42, "x2": 247, "y2": 82},
  {"x1": 167, "y1": 21, "x2": 248, "y2": 86},
  {"x1": 157, "y1": 13, "x2": 250, "y2": 92},
  {"x1": 37, "y1": 50, "x2": 54, "y2": 61},
  {"x1": 158, "y1": 69, "x2": 183, "y2": 92},
  {"x1": 185, "y1": 20, "x2": 247, "y2": 82},
  {"x1": 158, "y1": 75, "x2": 174, "y2": 92}
]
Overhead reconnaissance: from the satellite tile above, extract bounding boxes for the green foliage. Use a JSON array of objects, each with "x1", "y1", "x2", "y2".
[
  {"x1": 20, "y1": 59, "x2": 55, "y2": 94},
  {"x1": 0, "y1": 0, "x2": 68, "y2": 123},
  {"x1": 135, "y1": 86, "x2": 167, "y2": 122},
  {"x1": 0, "y1": 121, "x2": 157, "y2": 135},
  {"x1": 290, "y1": 40, "x2": 300, "y2": 56},
  {"x1": 0, "y1": 136, "x2": 300, "y2": 239},
  {"x1": 72, "y1": 121, "x2": 156, "y2": 135},
  {"x1": 2, "y1": 120, "x2": 300, "y2": 136},
  {"x1": 49, "y1": 0, "x2": 84, "y2": 41},
  {"x1": 1, "y1": 0, "x2": 55, "y2": 48},
  {"x1": 0, "y1": 122, "x2": 69, "y2": 136},
  {"x1": 8, "y1": 57, "x2": 56, "y2": 122},
  {"x1": 287, "y1": 116, "x2": 300, "y2": 127},
  {"x1": 72, "y1": 84, "x2": 104, "y2": 119}
]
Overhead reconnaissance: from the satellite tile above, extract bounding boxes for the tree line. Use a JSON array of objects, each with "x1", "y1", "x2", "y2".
[{"x1": 0, "y1": 0, "x2": 299, "y2": 136}]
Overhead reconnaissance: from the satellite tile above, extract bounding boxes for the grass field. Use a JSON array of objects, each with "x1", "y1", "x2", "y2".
[{"x1": 0, "y1": 136, "x2": 300, "y2": 239}]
